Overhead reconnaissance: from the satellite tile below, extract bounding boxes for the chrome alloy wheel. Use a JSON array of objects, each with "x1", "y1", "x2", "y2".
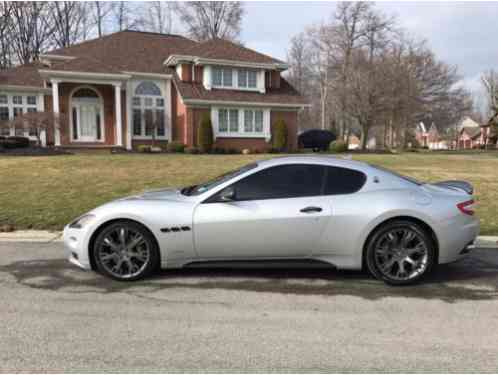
[
  {"x1": 373, "y1": 228, "x2": 429, "y2": 282},
  {"x1": 96, "y1": 226, "x2": 151, "y2": 279}
]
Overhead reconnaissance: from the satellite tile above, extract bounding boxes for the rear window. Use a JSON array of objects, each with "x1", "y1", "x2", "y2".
[{"x1": 324, "y1": 166, "x2": 366, "y2": 195}]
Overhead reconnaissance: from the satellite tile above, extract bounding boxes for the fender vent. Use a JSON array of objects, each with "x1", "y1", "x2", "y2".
[{"x1": 161, "y1": 226, "x2": 191, "y2": 233}]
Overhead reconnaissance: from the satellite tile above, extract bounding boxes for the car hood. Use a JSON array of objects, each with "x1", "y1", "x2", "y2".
[{"x1": 120, "y1": 188, "x2": 188, "y2": 202}]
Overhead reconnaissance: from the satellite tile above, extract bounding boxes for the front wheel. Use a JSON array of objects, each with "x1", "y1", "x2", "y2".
[
  {"x1": 365, "y1": 220, "x2": 436, "y2": 285},
  {"x1": 93, "y1": 220, "x2": 160, "y2": 281}
]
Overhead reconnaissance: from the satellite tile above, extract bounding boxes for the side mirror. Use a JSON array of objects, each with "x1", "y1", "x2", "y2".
[{"x1": 218, "y1": 186, "x2": 236, "y2": 202}]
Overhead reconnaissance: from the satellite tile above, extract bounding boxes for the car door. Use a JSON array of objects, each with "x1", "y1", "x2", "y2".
[
  {"x1": 193, "y1": 164, "x2": 332, "y2": 259},
  {"x1": 313, "y1": 166, "x2": 369, "y2": 257}
]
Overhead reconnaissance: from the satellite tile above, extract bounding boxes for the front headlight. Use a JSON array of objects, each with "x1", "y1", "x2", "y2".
[{"x1": 69, "y1": 214, "x2": 96, "y2": 229}]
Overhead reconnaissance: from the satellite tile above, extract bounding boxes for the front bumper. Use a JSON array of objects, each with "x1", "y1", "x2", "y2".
[{"x1": 63, "y1": 226, "x2": 92, "y2": 270}]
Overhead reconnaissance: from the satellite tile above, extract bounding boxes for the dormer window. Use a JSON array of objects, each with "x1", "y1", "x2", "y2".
[
  {"x1": 205, "y1": 65, "x2": 265, "y2": 93},
  {"x1": 212, "y1": 66, "x2": 233, "y2": 87},
  {"x1": 238, "y1": 69, "x2": 257, "y2": 89}
]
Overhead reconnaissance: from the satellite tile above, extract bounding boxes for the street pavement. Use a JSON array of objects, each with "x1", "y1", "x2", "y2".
[{"x1": 1, "y1": 241, "x2": 498, "y2": 372}]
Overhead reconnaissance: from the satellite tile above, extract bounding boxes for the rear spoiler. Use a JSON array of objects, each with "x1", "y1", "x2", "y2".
[{"x1": 433, "y1": 180, "x2": 473, "y2": 195}]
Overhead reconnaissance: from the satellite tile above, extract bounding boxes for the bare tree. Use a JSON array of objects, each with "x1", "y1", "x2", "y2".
[
  {"x1": 91, "y1": 1, "x2": 113, "y2": 38},
  {"x1": 0, "y1": 2, "x2": 13, "y2": 69},
  {"x1": 8, "y1": 2, "x2": 53, "y2": 64},
  {"x1": 137, "y1": 2, "x2": 173, "y2": 34},
  {"x1": 481, "y1": 70, "x2": 498, "y2": 117},
  {"x1": 174, "y1": 2, "x2": 244, "y2": 41},
  {"x1": 111, "y1": 1, "x2": 138, "y2": 32},
  {"x1": 287, "y1": 32, "x2": 317, "y2": 131},
  {"x1": 48, "y1": 1, "x2": 89, "y2": 49},
  {"x1": 0, "y1": 111, "x2": 66, "y2": 147}
]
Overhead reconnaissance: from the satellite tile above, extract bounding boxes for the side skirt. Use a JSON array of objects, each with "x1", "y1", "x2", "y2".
[{"x1": 181, "y1": 259, "x2": 337, "y2": 270}]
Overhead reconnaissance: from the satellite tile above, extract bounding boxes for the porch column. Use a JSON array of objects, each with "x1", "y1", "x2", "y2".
[
  {"x1": 114, "y1": 83, "x2": 123, "y2": 147},
  {"x1": 51, "y1": 79, "x2": 61, "y2": 146}
]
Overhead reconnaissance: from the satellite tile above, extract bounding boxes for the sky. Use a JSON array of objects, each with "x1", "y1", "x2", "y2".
[{"x1": 238, "y1": 1, "x2": 498, "y2": 108}]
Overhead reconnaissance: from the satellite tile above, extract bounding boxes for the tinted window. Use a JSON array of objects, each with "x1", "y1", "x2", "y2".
[
  {"x1": 233, "y1": 164, "x2": 325, "y2": 201},
  {"x1": 324, "y1": 166, "x2": 366, "y2": 195}
]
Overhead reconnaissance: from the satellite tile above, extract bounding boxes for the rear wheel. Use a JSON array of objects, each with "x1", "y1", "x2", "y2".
[
  {"x1": 365, "y1": 220, "x2": 435, "y2": 285},
  {"x1": 93, "y1": 220, "x2": 159, "y2": 281}
]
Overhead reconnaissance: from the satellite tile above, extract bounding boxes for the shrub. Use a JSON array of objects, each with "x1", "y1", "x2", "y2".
[
  {"x1": 197, "y1": 114, "x2": 214, "y2": 153},
  {"x1": 272, "y1": 119, "x2": 288, "y2": 151},
  {"x1": 329, "y1": 140, "x2": 348, "y2": 153},
  {"x1": 211, "y1": 147, "x2": 226, "y2": 154},
  {"x1": 185, "y1": 146, "x2": 200, "y2": 154},
  {"x1": 137, "y1": 145, "x2": 152, "y2": 153},
  {"x1": 226, "y1": 148, "x2": 240, "y2": 154},
  {"x1": 166, "y1": 141, "x2": 185, "y2": 153},
  {"x1": 1, "y1": 136, "x2": 30, "y2": 149}
]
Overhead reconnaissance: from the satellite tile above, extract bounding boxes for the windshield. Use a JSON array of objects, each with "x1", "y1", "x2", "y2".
[
  {"x1": 181, "y1": 162, "x2": 259, "y2": 196},
  {"x1": 368, "y1": 164, "x2": 423, "y2": 186}
]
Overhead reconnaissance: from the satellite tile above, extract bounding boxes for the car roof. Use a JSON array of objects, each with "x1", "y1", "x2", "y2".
[{"x1": 257, "y1": 155, "x2": 370, "y2": 170}]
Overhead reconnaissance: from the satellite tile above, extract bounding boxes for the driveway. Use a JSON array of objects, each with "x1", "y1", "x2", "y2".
[{"x1": 1, "y1": 241, "x2": 498, "y2": 372}]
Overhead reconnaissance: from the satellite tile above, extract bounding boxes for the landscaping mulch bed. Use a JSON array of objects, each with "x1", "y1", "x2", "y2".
[{"x1": 0, "y1": 147, "x2": 72, "y2": 156}]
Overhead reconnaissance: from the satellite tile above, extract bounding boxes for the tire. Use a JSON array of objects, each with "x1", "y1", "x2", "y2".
[
  {"x1": 93, "y1": 220, "x2": 160, "y2": 281},
  {"x1": 365, "y1": 220, "x2": 436, "y2": 286}
]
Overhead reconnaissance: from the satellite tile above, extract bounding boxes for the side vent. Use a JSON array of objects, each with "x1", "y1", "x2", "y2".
[{"x1": 161, "y1": 226, "x2": 191, "y2": 233}]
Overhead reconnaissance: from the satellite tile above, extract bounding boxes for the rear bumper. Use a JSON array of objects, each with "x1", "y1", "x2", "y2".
[{"x1": 437, "y1": 216, "x2": 479, "y2": 264}]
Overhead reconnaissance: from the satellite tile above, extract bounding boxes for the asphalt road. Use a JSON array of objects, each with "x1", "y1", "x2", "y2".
[{"x1": 1, "y1": 241, "x2": 498, "y2": 372}]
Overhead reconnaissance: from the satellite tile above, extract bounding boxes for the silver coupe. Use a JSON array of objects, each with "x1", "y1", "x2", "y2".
[{"x1": 64, "y1": 156, "x2": 479, "y2": 285}]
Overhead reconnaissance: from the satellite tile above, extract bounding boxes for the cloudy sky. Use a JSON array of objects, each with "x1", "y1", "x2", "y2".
[{"x1": 239, "y1": 1, "x2": 498, "y2": 106}]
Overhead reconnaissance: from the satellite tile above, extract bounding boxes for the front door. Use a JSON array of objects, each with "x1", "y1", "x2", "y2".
[
  {"x1": 72, "y1": 98, "x2": 102, "y2": 142},
  {"x1": 193, "y1": 164, "x2": 331, "y2": 259}
]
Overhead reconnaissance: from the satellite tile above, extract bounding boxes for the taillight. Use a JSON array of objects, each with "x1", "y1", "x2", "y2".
[{"x1": 457, "y1": 199, "x2": 475, "y2": 216}]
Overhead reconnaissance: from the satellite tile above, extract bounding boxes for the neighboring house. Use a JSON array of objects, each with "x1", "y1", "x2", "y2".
[
  {"x1": 458, "y1": 126, "x2": 482, "y2": 149},
  {"x1": 0, "y1": 30, "x2": 308, "y2": 151},
  {"x1": 455, "y1": 116, "x2": 496, "y2": 149},
  {"x1": 478, "y1": 118, "x2": 497, "y2": 148},
  {"x1": 415, "y1": 122, "x2": 447, "y2": 150},
  {"x1": 347, "y1": 133, "x2": 376, "y2": 150},
  {"x1": 457, "y1": 116, "x2": 480, "y2": 131}
]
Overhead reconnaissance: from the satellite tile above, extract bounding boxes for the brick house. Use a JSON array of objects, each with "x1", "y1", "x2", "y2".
[
  {"x1": 0, "y1": 30, "x2": 308, "y2": 151},
  {"x1": 415, "y1": 122, "x2": 448, "y2": 150}
]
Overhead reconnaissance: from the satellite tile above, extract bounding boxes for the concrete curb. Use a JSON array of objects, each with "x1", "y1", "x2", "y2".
[
  {"x1": 475, "y1": 236, "x2": 498, "y2": 249},
  {"x1": 0, "y1": 230, "x2": 62, "y2": 243},
  {"x1": 0, "y1": 231, "x2": 497, "y2": 248}
]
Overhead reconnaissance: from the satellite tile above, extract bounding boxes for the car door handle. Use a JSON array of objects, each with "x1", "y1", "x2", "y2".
[{"x1": 300, "y1": 206, "x2": 323, "y2": 213}]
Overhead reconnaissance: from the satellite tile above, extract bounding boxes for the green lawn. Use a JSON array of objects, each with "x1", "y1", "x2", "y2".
[{"x1": 0, "y1": 152, "x2": 497, "y2": 234}]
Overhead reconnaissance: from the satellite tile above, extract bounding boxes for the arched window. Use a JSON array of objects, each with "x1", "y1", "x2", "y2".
[
  {"x1": 135, "y1": 81, "x2": 162, "y2": 96},
  {"x1": 132, "y1": 81, "x2": 166, "y2": 138}
]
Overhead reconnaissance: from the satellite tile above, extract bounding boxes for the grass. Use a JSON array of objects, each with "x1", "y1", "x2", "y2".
[{"x1": 0, "y1": 152, "x2": 497, "y2": 234}]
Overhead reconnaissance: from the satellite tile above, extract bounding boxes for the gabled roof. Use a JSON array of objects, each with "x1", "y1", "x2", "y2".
[
  {"x1": 460, "y1": 126, "x2": 481, "y2": 139},
  {"x1": 417, "y1": 122, "x2": 427, "y2": 133},
  {"x1": 0, "y1": 30, "x2": 306, "y2": 106},
  {"x1": 45, "y1": 30, "x2": 197, "y2": 74},
  {"x1": 182, "y1": 38, "x2": 284, "y2": 65},
  {"x1": 0, "y1": 62, "x2": 46, "y2": 88},
  {"x1": 48, "y1": 55, "x2": 125, "y2": 74}
]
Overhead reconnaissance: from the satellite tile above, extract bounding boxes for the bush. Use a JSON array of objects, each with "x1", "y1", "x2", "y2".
[
  {"x1": 0, "y1": 136, "x2": 30, "y2": 149},
  {"x1": 137, "y1": 145, "x2": 152, "y2": 153},
  {"x1": 166, "y1": 141, "x2": 185, "y2": 153},
  {"x1": 272, "y1": 119, "x2": 288, "y2": 151},
  {"x1": 197, "y1": 115, "x2": 214, "y2": 153},
  {"x1": 211, "y1": 147, "x2": 226, "y2": 154},
  {"x1": 185, "y1": 146, "x2": 200, "y2": 154},
  {"x1": 329, "y1": 140, "x2": 348, "y2": 153},
  {"x1": 226, "y1": 148, "x2": 240, "y2": 154}
]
